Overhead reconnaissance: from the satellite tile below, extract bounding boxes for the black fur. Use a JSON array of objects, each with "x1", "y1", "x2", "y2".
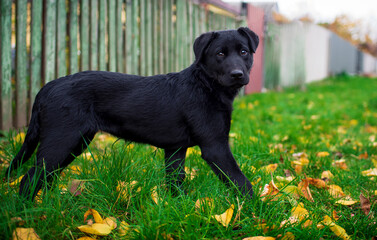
[{"x1": 7, "y1": 27, "x2": 259, "y2": 201}]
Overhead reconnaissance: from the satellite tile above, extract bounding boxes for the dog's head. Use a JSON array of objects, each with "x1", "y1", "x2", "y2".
[{"x1": 193, "y1": 27, "x2": 259, "y2": 88}]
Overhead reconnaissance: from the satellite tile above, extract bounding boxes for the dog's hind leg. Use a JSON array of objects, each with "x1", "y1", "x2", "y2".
[
  {"x1": 164, "y1": 148, "x2": 187, "y2": 195},
  {"x1": 19, "y1": 131, "x2": 95, "y2": 201},
  {"x1": 6, "y1": 108, "x2": 40, "y2": 177}
]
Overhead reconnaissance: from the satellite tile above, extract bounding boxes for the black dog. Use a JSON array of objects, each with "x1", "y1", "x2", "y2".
[{"x1": 7, "y1": 27, "x2": 259, "y2": 201}]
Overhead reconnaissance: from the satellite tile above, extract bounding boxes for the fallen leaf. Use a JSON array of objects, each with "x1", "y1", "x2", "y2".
[
  {"x1": 359, "y1": 193, "x2": 371, "y2": 216},
  {"x1": 361, "y1": 168, "x2": 377, "y2": 177},
  {"x1": 12, "y1": 228, "x2": 40, "y2": 240},
  {"x1": 281, "y1": 232, "x2": 295, "y2": 240},
  {"x1": 8, "y1": 175, "x2": 24, "y2": 187},
  {"x1": 195, "y1": 197, "x2": 214, "y2": 212},
  {"x1": 328, "y1": 185, "x2": 346, "y2": 198},
  {"x1": 84, "y1": 209, "x2": 103, "y2": 224},
  {"x1": 213, "y1": 204, "x2": 234, "y2": 227},
  {"x1": 76, "y1": 237, "x2": 97, "y2": 240},
  {"x1": 306, "y1": 177, "x2": 327, "y2": 189},
  {"x1": 260, "y1": 163, "x2": 278, "y2": 174},
  {"x1": 185, "y1": 167, "x2": 197, "y2": 180},
  {"x1": 333, "y1": 159, "x2": 348, "y2": 170},
  {"x1": 318, "y1": 215, "x2": 350, "y2": 240},
  {"x1": 276, "y1": 176, "x2": 294, "y2": 183},
  {"x1": 317, "y1": 151, "x2": 330, "y2": 157},
  {"x1": 118, "y1": 221, "x2": 130, "y2": 237},
  {"x1": 281, "y1": 185, "x2": 301, "y2": 199},
  {"x1": 260, "y1": 179, "x2": 280, "y2": 201},
  {"x1": 68, "y1": 179, "x2": 85, "y2": 196},
  {"x1": 358, "y1": 151, "x2": 368, "y2": 160},
  {"x1": 103, "y1": 217, "x2": 117, "y2": 230},
  {"x1": 280, "y1": 202, "x2": 310, "y2": 227},
  {"x1": 335, "y1": 196, "x2": 358, "y2": 206},
  {"x1": 77, "y1": 223, "x2": 112, "y2": 236},
  {"x1": 298, "y1": 179, "x2": 314, "y2": 202},
  {"x1": 321, "y1": 170, "x2": 334, "y2": 180},
  {"x1": 332, "y1": 210, "x2": 340, "y2": 221}
]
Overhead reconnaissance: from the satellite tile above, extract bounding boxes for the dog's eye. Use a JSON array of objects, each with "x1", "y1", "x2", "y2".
[
  {"x1": 240, "y1": 50, "x2": 248, "y2": 56},
  {"x1": 216, "y1": 52, "x2": 225, "y2": 57}
]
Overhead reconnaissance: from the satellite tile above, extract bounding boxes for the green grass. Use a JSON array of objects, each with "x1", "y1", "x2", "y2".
[{"x1": 1, "y1": 75, "x2": 377, "y2": 239}]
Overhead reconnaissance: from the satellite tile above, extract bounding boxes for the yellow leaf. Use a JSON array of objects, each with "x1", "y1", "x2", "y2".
[
  {"x1": 321, "y1": 170, "x2": 334, "y2": 179},
  {"x1": 84, "y1": 209, "x2": 104, "y2": 224},
  {"x1": 260, "y1": 163, "x2": 278, "y2": 174},
  {"x1": 361, "y1": 168, "x2": 377, "y2": 177},
  {"x1": 243, "y1": 237, "x2": 275, "y2": 240},
  {"x1": 319, "y1": 215, "x2": 350, "y2": 240},
  {"x1": 118, "y1": 221, "x2": 130, "y2": 237},
  {"x1": 280, "y1": 203, "x2": 309, "y2": 227},
  {"x1": 186, "y1": 147, "x2": 201, "y2": 156},
  {"x1": 76, "y1": 237, "x2": 97, "y2": 240},
  {"x1": 276, "y1": 176, "x2": 294, "y2": 183},
  {"x1": 306, "y1": 177, "x2": 327, "y2": 188},
  {"x1": 213, "y1": 204, "x2": 234, "y2": 227},
  {"x1": 333, "y1": 159, "x2": 348, "y2": 170},
  {"x1": 104, "y1": 217, "x2": 117, "y2": 230},
  {"x1": 328, "y1": 185, "x2": 346, "y2": 198},
  {"x1": 185, "y1": 167, "x2": 197, "y2": 180},
  {"x1": 151, "y1": 186, "x2": 160, "y2": 205},
  {"x1": 13, "y1": 132, "x2": 26, "y2": 143},
  {"x1": 77, "y1": 223, "x2": 112, "y2": 236},
  {"x1": 9, "y1": 175, "x2": 24, "y2": 187},
  {"x1": 298, "y1": 179, "x2": 314, "y2": 202},
  {"x1": 281, "y1": 232, "x2": 295, "y2": 240},
  {"x1": 335, "y1": 196, "x2": 358, "y2": 206},
  {"x1": 195, "y1": 197, "x2": 214, "y2": 212},
  {"x1": 282, "y1": 185, "x2": 301, "y2": 199},
  {"x1": 260, "y1": 180, "x2": 280, "y2": 201},
  {"x1": 317, "y1": 151, "x2": 330, "y2": 157},
  {"x1": 12, "y1": 228, "x2": 40, "y2": 240}
]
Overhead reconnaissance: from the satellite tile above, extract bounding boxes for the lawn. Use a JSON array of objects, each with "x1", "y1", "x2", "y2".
[{"x1": 1, "y1": 75, "x2": 377, "y2": 239}]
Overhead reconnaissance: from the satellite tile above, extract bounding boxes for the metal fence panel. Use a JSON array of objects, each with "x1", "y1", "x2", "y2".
[{"x1": 329, "y1": 33, "x2": 358, "y2": 75}]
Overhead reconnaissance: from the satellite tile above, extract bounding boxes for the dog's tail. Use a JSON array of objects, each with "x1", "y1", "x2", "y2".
[{"x1": 5, "y1": 104, "x2": 40, "y2": 177}]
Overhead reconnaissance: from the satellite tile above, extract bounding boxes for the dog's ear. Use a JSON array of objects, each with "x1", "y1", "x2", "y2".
[
  {"x1": 237, "y1": 27, "x2": 259, "y2": 53},
  {"x1": 193, "y1": 32, "x2": 217, "y2": 63}
]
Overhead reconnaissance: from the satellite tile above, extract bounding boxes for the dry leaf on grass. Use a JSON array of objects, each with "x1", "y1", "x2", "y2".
[
  {"x1": 280, "y1": 202, "x2": 311, "y2": 227},
  {"x1": 12, "y1": 228, "x2": 40, "y2": 240},
  {"x1": 321, "y1": 170, "x2": 334, "y2": 180},
  {"x1": 213, "y1": 204, "x2": 234, "y2": 227},
  {"x1": 361, "y1": 168, "x2": 377, "y2": 177},
  {"x1": 359, "y1": 193, "x2": 371, "y2": 216},
  {"x1": 260, "y1": 179, "x2": 281, "y2": 201},
  {"x1": 328, "y1": 185, "x2": 346, "y2": 198},
  {"x1": 195, "y1": 197, "x2": 214, "y2": 212},
  {"x1": 317, "y1": 151, "x2": 330, "y2": 157},
  {"x1": 317, "y1": 215, "x2": 350, "y2": 240},
  {"x1": 260, "y1": 163, "x2": 278, "y2": 174},
  {"x1": 332, "y1": 159, "x2": 348, "y2": 170},
  {"x1": 298, "y1": 179, "x2": 314, "y2": 202},
  {"x1": 335, "y1": 196, "x2": 358, "y2": 206}
]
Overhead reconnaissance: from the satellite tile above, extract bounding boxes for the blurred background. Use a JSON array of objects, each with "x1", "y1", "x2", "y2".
[{"x1": 1, "y1": 0, "x2": 376, "y2": 131}]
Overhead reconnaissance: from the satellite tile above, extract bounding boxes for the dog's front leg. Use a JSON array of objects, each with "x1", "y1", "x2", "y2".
[
  {"x1": 201, "y1": 143, "x2": 253, "y2": 198},
  {"x1": 164, "y1": 147, "x2": 187, "y2": 195}
]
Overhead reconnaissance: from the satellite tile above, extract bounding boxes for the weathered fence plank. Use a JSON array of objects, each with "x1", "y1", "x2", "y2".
[
  {"x1": 108, "y1": 0, "x2": 116, "y2": 72},
  {"x1": 90, "y1": 0, "x2": 98, "y2": 70},
  {"x1": 56, "y1": 0, "x2": 67, "y2": 78},
  {"x1": 30, "y1": 0, "x2": 43, "y2": 117},
  {"x1": 69, "y1": 0, "x2": 78, "y2": 74},
  {"x1": 98, "y1": 0, "x2": 106, "y2": 71},
  {"x1": 15, "y1": 0, "x2": 28, "y2": 127},
  {"x1": 0, "y1": 0, "x2": 13, "y2": 130},
  {"x1": 116, "y1": 0, "x2": 124, "y2": 73},
  {"x1": 80, "y1": 0, "x2": 90, "y2": 71},
  {"x1": 43, "y1": 0, "x2": 57, "y2": 83}
]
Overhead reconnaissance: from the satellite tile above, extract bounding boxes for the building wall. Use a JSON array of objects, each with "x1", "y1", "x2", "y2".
[
  {"x1": 329, "y1": 33, "x2": 358, "y2": 75},
  {"x1": 362, "y1": 52, "x2": 377, "y2": 74},
  {"x1": 304, "y1": 23, "x2": 331, "y2": 83},
  {"x1": 245, "y1": 4, "x2": 265, "y2": 94}
]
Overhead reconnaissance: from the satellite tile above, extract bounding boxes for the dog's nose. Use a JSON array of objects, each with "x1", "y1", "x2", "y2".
[{"x1": 230, "y1": 70, "x2": 244, "y2": 79}]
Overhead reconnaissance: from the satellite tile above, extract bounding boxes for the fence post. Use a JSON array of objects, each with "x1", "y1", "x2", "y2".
[
  {"x1": 56, "y1": 0, "x2": 67, "y2": 78},
  {"x1": 15, "y1": 0, "x2": 28, "y2": 128},
  {"x1": 30, "y1": 0, "x2": 43, "y2": 120},
  {"x1": 0, "y1": 0, "x2": 13, "y2": 130},
  {"x1": 69, "y1": 0, "x2": 78, "y2": 74},
  {"x1": 43, "y1": 0, "x2": 57, "y2": 83},
  {"x1": 90, "y1": 0, "x2": 98, "y2": 70},
  {"x1": 80, "y1": 0, "x2": 90, "y2": 71}
]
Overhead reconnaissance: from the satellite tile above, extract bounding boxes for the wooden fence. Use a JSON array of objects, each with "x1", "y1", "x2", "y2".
[{"x1": 0, "y1": 0, "x2": 242, "y2": 131}]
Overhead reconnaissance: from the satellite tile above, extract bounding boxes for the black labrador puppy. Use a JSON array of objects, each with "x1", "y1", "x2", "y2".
[{"x1": 7, "y1": 27, "x2": 259, "y2": 201}]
